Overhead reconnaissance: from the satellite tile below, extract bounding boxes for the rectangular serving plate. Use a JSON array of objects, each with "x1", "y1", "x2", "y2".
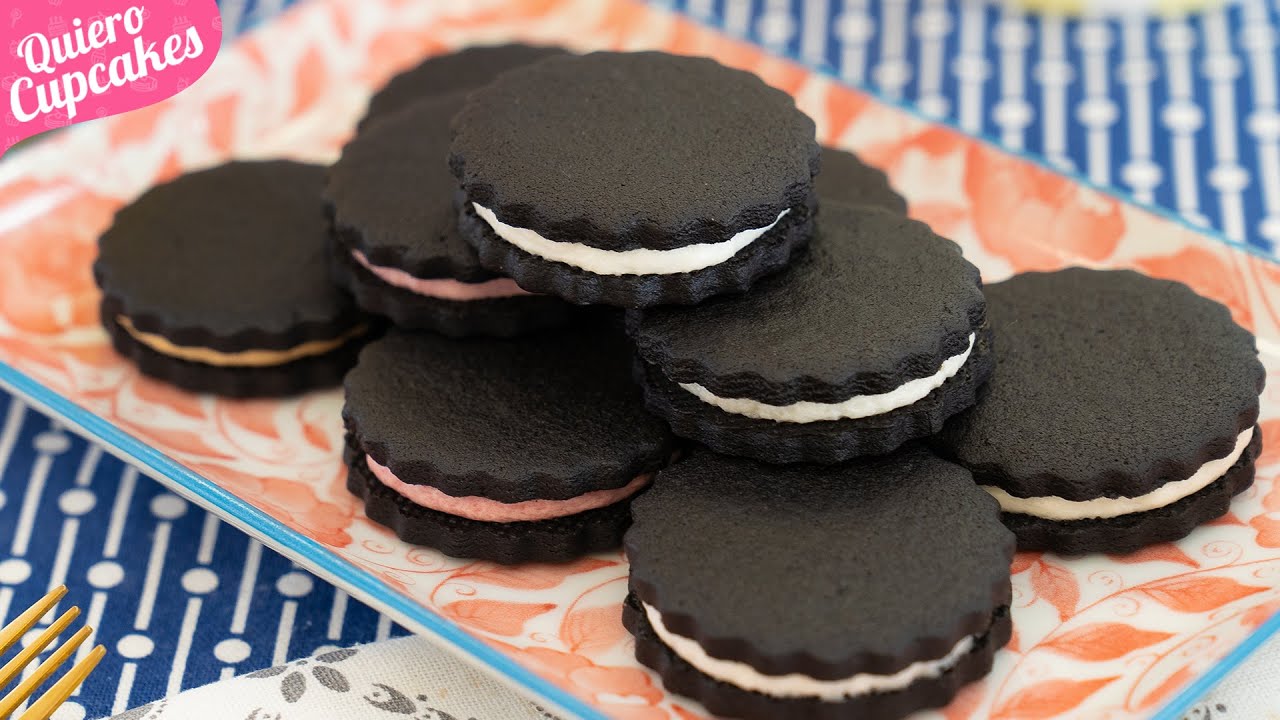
[{"x1": 2, "y1": 0, "x2": 1280, "y2": 718}]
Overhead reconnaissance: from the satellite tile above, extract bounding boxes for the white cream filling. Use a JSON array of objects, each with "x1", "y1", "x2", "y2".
[
  {"x1": 472, "y1": 203, "x2": 789, "y2": 276},
  {"x1": 984, "y1": 427, "x2": 1255, "y2": 521},
  {"x1": 680, "y1": 333, "x2": 975, "y2": 424},
  {"x1": 643, "y1": 603, "x2": 975, "y2": 701}
]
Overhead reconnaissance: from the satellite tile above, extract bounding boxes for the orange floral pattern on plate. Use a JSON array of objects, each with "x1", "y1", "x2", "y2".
[{"x1": 1, "y1": 1, "x2": 1279, "y2": 718}]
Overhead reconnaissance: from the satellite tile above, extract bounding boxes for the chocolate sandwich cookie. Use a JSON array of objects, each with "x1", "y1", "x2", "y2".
[
  {"x1": 814, "y1": 147, "x2": 907, "y2": 214},
  {"x1": 935, "y1": 268, "x2": 1265, "y2": 554},
  {"x1": 343, "y1": 326, "x2": 676, "y2": 564},
  {"x1": 450, "y1": 51, "x2": 821, "y2": 308},
  {"x1": 624, "y1": 447, "x2": 1014, "y2": 720},
  {"x1": 95, "y1": 161, "x2": 368, "y2": 397},
  {"x1": 358, "y1": 43, "x2": 568, "y2": 129},
  {"x1": 328, "y1": 93, "x2": 578, "y2": 336},
  {"x1": 628, "y1": 202, "x2": 991, "y2": 464}
]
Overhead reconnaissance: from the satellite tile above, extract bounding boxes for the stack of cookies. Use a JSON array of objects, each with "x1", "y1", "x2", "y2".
[{"x1": 93, "y1": 43, "x2": 1264, "y2": 720}]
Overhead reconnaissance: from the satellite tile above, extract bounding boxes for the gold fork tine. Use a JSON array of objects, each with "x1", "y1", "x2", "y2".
[
  {"x1": 0, "y1": 587, "x2": 66, "y2": 657},
  {"x1": 0, "y1": 588, "x2": 102, "y2": 720},
  {"x1": 0, "y1": 626, "x2": 93, "y2": 718},
  {"x1": 0, "y1": 607, "x2": 80, "y2": 691},
  {"x1": 16, "y1": 645, "x2": 106, "y2": 720}
]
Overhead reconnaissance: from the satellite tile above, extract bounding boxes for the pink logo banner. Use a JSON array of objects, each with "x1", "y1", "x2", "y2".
[{"x1": 1, "y1": 0, "x2": 221, "y2": 156}]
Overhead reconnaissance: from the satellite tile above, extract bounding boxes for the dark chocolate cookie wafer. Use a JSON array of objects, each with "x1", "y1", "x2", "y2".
[
  {"x1": 358, "y1": 44, "x2": 568, "y2": 128},
  {"x1": 328, "y1": 93, "x2": 577, "y2": 336},
  {"x1": 343, "y1": 326, "x2": 676, "y2": 564},
  {"x1": 624, "y1": 447, "x2": 1014, "y2": 720},
  {"x1": 95, "y1": 161, "x2": 368, "y2": 397},
  {"x1": 344, "y1": 433, "x2": 633, "y2": 564},
  {"x1": 628, "y1": 203, "x2": 991, "y2": 463},
  {"x1": 815, "y1": 146, "x2": 907, "y2": 214},
  {"x1": 935, "y1": 268, "x2": 1266, "y2": 554},
  {"x1": 450, "y1": 51, "x2": 820, "y2": 307}
]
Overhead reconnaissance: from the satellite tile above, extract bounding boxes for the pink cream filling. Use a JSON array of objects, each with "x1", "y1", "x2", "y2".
[
  {"x1": 365, "y1": 455, "x2": 652, "y2": 523},
  {"x1": 351, "y1": 249, "x2": 532, "y2": 301}
]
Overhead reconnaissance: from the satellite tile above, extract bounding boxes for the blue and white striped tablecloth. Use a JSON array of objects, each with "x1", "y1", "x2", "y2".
[
  {"x1": 671, "y1": 0, "x2": 1280, "y2": 252},
  {"x1": 0, "y1": 393, "x2": 408, "y2": 720}
]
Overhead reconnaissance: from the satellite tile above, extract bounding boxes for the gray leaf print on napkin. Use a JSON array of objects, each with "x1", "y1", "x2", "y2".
[{"x1": 247, "y1": 647, "x2": 358, "y2": 703}]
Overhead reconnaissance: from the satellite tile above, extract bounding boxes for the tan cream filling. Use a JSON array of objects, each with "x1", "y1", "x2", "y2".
[{"x1": 117, "y1": 315, "x2": 364, "y2": 368}]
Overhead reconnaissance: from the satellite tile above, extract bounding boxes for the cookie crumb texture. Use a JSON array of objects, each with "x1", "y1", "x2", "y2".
[
  {"x1": 624, "y1": 448, "x2": 1014, "y2": 718},
  {"x1": 329, "y1": 238, "x2": 579, "y2": 336},
  {"x1": 358, "y1": 44, "x2": 569, "y2": 129},
  {"x1": 327, "y1": 94, "x2": 579, "y2": 335},
  {"x1": 624, "y1": 597, "x2": 1011, "y2": 720},
  {"x1": 344, "y1": 434, "x2": 632, "y2": 564},
  {"x1": 1002, "y1": 426, "x2": 1260, "y2": 554},
  {"x1": 815, "y1": 147, "x2": 907, "y2": 214},
  {"x1": 94, "y1": 160, "x2": 365, "y2": 396},
  {"x1": 342, "y1": 326, "x2": 675, "y2": 503},
  {"x1": 636, "y1": 326, "x2": 993, "y2": 463},
  {"x1": 451, "y1": 51, "x2": 820, "y2": 250},
  {"x1": 449, "y1": 51, "x2": 820, "y2": 307},
  {"x1": 101, "y1": 297, "x2": 363, "y2": 398},
  {"x1": 937, "y1": 268, "x2": 1265, "y2": 501},
  {"x1": 96, "y1": 160, "x2": 361, "y2": 344},
  {"x1": 330, "y1": 94, "x2": 500, "y2": 282},
  {"x1": 629, "y1": 205, "x2": 990, "y2": 462}
]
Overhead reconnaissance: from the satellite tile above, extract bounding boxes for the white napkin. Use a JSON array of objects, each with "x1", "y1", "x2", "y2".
[{"x1": 103, "y1": 636, "x2": 555, "y2": 720}]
